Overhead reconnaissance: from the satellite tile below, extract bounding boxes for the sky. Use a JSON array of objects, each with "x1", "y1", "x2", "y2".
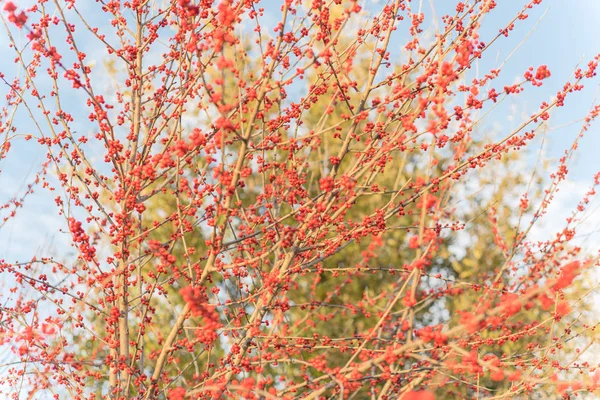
[{"x1": 467, "y1": 0, "x2": 600, "y2": 250}]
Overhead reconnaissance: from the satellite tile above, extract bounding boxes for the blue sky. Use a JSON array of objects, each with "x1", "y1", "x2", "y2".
[{"x1": 474, "y1": 0, "x2": 600, "y2": 180}]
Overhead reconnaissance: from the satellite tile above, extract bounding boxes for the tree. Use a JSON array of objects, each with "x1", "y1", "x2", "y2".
[{"x1": 0, "y1": 0, "x2": 599, "y2": 399}]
